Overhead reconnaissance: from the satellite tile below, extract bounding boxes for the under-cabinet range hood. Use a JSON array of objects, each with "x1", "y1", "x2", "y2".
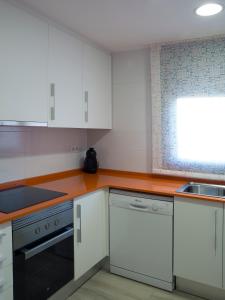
[{"x1": 0, "y1": 120, "x2": 48, "y2": 127}]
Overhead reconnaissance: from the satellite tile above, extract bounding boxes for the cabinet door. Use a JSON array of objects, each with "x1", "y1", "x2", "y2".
[
  {"x1": 83, "y1": 43, "x2": 112, "y2": 129},
  {"x1": 174, "y1": 197, "x2": 223, "y2": 288},
  {"x1": 74, "y1": 189, "x2": 108, "y2": 280},
  {"x1": 48, "y1": 26, "x2": 84, "y2": 128},
  {"x1": 0, "y1": 286, "x2": 13, "y2": 300},
  {"x1": 0, "y1": 222, "x2": 13, "y2": 300},
  {"x1": 223, "y1": 205, "x2": 225, "y2": 289},
  {"x1": 0, "y1": 1, "x2": 48, "y2": 123},
  {"x1": 0, "y1": 222, "x2": 12, "y2": 266}
]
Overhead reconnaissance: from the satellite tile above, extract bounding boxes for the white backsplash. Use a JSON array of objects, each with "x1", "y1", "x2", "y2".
[{"x1": 0, "y1": 126, "x2": 87, "y2": 183}]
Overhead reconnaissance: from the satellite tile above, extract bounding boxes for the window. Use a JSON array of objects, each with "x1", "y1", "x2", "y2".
[
  {"x1": 151, "y1": 37, "x2": 225, "y2": 178},
  {"x1": 176, "y1": 97, "x2": 225, "y2": 164}
]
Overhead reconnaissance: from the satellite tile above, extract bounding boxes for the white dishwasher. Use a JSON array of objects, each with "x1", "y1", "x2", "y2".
[{"x1": 109, "y1": 189, "x2": 174, "y2": 291}]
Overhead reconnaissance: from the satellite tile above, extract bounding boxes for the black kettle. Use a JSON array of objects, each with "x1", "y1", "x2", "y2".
[{"x1": 83, "y1": 148, "x2": 98, "y2": 173}]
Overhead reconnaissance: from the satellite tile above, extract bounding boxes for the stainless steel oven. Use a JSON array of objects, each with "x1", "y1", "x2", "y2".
[{"x1": 12, "y1": 201, "x2": 74, "y2": 300}]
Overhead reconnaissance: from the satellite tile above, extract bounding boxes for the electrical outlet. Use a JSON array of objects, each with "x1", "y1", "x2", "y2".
[
  {"x1": 71, "y1": 146, "x2": 79, "y2": 153},
  {"x1": 71, "y1": 146, "x2": 84, "y2": 153}
]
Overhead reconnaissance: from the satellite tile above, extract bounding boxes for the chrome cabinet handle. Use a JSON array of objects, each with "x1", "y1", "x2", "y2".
[
  {"x1": 84, "y1": 91, "x2": 88, "y2": 123},
  {"x1": 214, "y1": 210, "x2": 218, "y2": 255},
  {"x1": 77, "y1": 204, "x2": 82, "y2": 243},
  {"x1": 50, "y1": 83, "x2": 55, "y2": 121}
]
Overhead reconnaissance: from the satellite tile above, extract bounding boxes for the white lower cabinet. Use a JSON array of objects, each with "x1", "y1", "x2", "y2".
[
  {"x1": 0, "y1": 264, "x2": 13, "y2": 290},
  {"x1": 0, "y1": 287, "x2": 13, "y2": 300},
  {"x1": 174, "y1": 197, "x2": 223, "y2": 288},
  {"x1": 73, "y1": 189, "x2": 109, "y2": 280},
  {"x1": 0, "y1": 222, "x2": 12, "y2": 267},
  {"x1": 223, "y1": 207, "x2": 225, "y2": 289},
  {"x1": 0, "y1": 222, "x2": 13, "y2": 300}
]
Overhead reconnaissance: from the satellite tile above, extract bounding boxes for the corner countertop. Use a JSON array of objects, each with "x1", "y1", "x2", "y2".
[{"x1": 0, "y1": 169, "x2": 224, "y2": 224}]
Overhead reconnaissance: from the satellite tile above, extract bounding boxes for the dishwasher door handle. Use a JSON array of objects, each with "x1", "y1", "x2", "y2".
[
  {"x1": 129, "y1": 204, "x2": 149, "y2": 212},
  {"x1": 21, "y1": 226, "x2": 73, "y2": 260}
]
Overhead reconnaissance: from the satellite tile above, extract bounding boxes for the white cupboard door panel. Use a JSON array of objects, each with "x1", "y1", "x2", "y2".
[
  {"x1": 0, "y1": 222, "x2": 12, "y2": 266},
  {"x1": 0, "y1": 0, "x2": 48, "y2": 122},
  {"x1": 223, "y1": 206, "x2": 225, "y2": 289},
  {"x1": 74, "y1": 190, "x2": 108, "y2": 280},
  {"x1": 0, "y1": 286, "x2": 13, "y2": 300},
  {"x1": 84, "y1": 44, "x2": 112, "y2": 129},
  {"x1": 48, "y1": 26, "x2": 84, "y2": 128},
  {"x1": 0, "y1": 264, "x2": 13, "y2": 291},
  {"x1": 174, "y1": 197, "x2": 223, "y2": 288}
]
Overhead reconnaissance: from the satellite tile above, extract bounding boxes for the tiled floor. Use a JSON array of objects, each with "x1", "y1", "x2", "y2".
[{"x1": 68, "y1": 271, "x2": 203, "y2": 300}]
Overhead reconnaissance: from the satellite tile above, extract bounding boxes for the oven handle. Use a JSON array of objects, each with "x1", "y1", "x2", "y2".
[{"x1": 21, "y1": 226, "x2": 74, "y2": 260}]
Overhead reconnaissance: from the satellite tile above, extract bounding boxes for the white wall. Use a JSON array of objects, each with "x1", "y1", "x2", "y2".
[
  {"x1": 0, "y1": 127, "x2": 87, "y2": 183},
  {"x1": 88, "y1": 48, "x2": 151, "y2": 173}
]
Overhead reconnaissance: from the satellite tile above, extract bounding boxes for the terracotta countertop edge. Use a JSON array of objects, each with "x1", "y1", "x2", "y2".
[{"x1": 0, "y1": 168, "x2": 225, "y2": 224}]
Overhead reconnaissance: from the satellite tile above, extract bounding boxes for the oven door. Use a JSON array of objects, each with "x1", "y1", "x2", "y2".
[{"x1": 13, "y1": 226, "x2": 74, "y2": 300}]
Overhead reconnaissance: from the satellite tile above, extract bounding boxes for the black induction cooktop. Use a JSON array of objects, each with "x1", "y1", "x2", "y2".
[{"x1": 0, "y1": 185, "x2": 67, "y2": 213}]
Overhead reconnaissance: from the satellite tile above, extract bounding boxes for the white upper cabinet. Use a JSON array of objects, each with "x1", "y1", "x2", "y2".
[
  {"x1": 0, "y1": 1, "x2": 112, "y2": 128},
  {"x1": 48, "y1": 26, "x2": 84, "y2": 128},
  {"x1": 83, "y1": 43, "x2": 112, "y2": 129},
  {"x1": 0, "y1": 0, "x2": 48, "y2": 124},
  {"x1": 174, "y1": 197, "x2": 223, "y2": 288}
]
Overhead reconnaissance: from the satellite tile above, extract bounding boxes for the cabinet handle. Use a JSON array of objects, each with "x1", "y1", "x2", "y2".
[
  {"x1": 214, "y1": 210, "x2": 218, "y2": 255},
  {"x1": 84, "y1": 91, "x2": 88, "y2": 123},
  {"x1": 77, "y1": 204, "x2": 82, "y2": 243},
  {"x1": 50, "y1": 83, "x2": 55, "y2": 121}
]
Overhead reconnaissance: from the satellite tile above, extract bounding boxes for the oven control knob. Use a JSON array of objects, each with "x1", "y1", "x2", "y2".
[
  {"x1": 45, "y1": 223, "x2": 50, "y2": 230},
  {"x1": 54, "y1": 219, "x2": 60, "y2": 226},
  {"x1": 35, "y1": 227, "x2": 41, "y2": 234}
]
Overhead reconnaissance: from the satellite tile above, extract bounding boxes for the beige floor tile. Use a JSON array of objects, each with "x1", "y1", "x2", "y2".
[
  {"x1": 68, "y1": 271, "x2": 203, "y2": 300},
  {"x1": 151, "y1": 290, "x2": 203, "y2": 300}
]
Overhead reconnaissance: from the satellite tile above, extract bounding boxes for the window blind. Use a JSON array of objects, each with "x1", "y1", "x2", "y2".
[{"x1": 151, "y1": 37, "x2": 225, "y2": 180}]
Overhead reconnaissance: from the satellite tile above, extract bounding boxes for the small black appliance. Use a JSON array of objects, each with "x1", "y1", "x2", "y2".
[{"x1": 83, "y1": 148, "x2": 98, "y2": 173}]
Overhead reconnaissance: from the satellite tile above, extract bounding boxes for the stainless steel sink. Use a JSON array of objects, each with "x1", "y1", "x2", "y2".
[{"x1": 177, "y1": 182, "x2": 225, "y2": 198}]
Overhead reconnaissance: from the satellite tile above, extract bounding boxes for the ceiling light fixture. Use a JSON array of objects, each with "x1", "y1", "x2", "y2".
[{"x1": 195, "y1": 3, "x2": 223, "y2": 16}]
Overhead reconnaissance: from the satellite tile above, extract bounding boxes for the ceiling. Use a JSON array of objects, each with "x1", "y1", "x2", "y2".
[{"x1": 15, "y1": 0, "x2": 225, "y2": 52}]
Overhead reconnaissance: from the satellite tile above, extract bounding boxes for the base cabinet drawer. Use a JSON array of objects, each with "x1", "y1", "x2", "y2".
[
  {"x1": 0, "y1": 286, "x2": 13, "y2": 300},
  {"x1": 0, "y1": 222, "x2": 13, "y2": 300},
  {"x1": 0, "y1": 264, "x2": 13, "y2": 291},
  {"x1": 0, "y1": 222, "x2": 12, "y2": 266}
]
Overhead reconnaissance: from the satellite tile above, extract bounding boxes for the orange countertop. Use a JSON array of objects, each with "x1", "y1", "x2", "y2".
[{"x1": 0, "y1": 169, "x2": 224, "y2": 224}]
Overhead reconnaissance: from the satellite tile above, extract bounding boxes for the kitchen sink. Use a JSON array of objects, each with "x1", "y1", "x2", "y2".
[{"x1": 177, "y1": 182, "x2": 225, "y2": 198}]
